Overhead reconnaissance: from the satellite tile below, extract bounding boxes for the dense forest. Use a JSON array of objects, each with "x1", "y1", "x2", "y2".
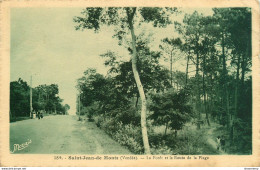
[
  {"x1": 10, "y1": 78, "x2": 70, "y2": 120},
  {"x1": 74, "y1": 7, "x2": 252, "y2": 155}
]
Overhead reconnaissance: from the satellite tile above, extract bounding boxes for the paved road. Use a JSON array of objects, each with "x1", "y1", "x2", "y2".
[{"x1": 10, "y1": 115, "x2": 131, "y2": 154}]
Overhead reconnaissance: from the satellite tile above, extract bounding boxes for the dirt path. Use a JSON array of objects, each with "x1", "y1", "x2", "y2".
[
  {"x1": 206, "y1": 128, "x2": 225, "y2": 155},
  {"x1": 10, "y1": 115, "x2": 131, "y2": 154}
]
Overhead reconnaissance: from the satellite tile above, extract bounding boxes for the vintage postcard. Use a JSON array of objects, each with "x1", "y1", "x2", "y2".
[{"x1": 0, "y1": 0, "x2": 259, "y2": 167}]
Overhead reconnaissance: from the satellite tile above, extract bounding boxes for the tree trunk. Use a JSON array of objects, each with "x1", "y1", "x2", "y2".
[
  {"x1": 231, "y1": 53, "x2": 241, "y2": 144},
  {"x1": 127, "y1": 8, "x2": 151, "y2": 154},
  {"x1": 135, "y1": 95, "x2": 139, "y2": 108},
  {"x1": 203, "y1": 54, "x2": 210, "y2": 126},
  {"x1": 164, "y1": 122, "x2": 168, "y2": 136},
  {"x1": 210, "y1": 74, "x2": 214, "y2": 116},
  {"x1": 10, "y1": 110, "x2": 12, "y2": 120},
  {"x1": 221, "y1": 32, "x2": 230, "y2": 128},
  {"x1": 170, "y1": 49, "x2": 173, "y2": 86},
  {"x1": 185, "y1": 51, "x2": 190, "y2": 85},
  {"x1": 226, "y1": 89, "x2": 230, "y2": 127},
  {"x1": 234, "y1": 54, "x2": 241, "y2": 116},
  {"x1": 241, "y1": 54, "x2": 245, "y2": 88},
  {"x1": 195, "y1": 41, "x2": 201, "y2": 129}
]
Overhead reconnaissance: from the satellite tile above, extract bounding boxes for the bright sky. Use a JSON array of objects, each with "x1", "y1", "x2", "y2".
[{"x1": 10, "y1": 8, "x2": 213, "y2": 115}]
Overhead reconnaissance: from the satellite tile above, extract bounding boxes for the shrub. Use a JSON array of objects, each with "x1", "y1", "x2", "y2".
[
  {"x1": 110, "y1": 106, "x2": 141, "y2": 126},
  {"x1": 93, "y1": 113, "x2": 144, "y2": 154},
  {"x1": 114, "y1": 122, "x2": 144, "y2": 154},
  {"x1": 149, "y1": 89, "x2": 194, "y2": 134},
  {"x1": 94, "y1": 115, "x2": 104, "y2": 128},
  {"x1": 231, "y1": 118, "x2": 252, "y2": 154},
  {"x1": 149, "y1": 133, "x2": 174, "y2": 154},
  {"x1": 149, "y1": 127, "x2": 219, "y2": 155}
]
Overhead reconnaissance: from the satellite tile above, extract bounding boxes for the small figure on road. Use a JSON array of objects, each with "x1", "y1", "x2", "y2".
[
  {"x1": 37, "y1": 111, "x2": 41, "y2": 120},
  {"x1": 220, "y1": 135, "x2": 226, "y2": 152},
  {"x1": 216, "y1": 136, "x2": 221, "y2": 150},
  {"x1": 40, "y1": 112, "x2": 43, "y2": 119}
]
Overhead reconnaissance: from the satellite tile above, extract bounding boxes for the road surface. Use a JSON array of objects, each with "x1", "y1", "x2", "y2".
[{"x1": 10, "y1": 115, "x2": 131, "y2": 154}]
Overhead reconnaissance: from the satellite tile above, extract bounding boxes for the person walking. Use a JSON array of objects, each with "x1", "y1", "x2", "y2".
[
  {"x1": 220, "y1": 136, "x2": 226, "y2": 152},
  {"x1": 216, "y1": 136, "x2": 221, "y2": 150},
  {"x1": 40, "y1": 111, "x2": 43, "y2": 119},
  {"x1": 37, "y1": 111, "x2": 41, "y2": 120}
]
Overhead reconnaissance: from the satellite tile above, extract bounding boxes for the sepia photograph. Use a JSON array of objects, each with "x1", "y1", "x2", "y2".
[
  {"x1": 9, "y1": 6, "x2": 252, "y2": 155},
  {"x1": 0, "y1": 0, "x2": 259, "y2": 167}
]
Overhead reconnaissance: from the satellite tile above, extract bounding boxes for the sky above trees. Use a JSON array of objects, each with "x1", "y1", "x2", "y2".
[{"x1": 10, "y1": 7, "x2": 212, "y2": 114}]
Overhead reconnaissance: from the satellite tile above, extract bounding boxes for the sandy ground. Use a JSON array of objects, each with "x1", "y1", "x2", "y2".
[
  {"x1": 206, "y1": 126, "x2": 226, "y2": 155},
  {"x1": 10, "y1": 115, "x2": 131, "y2": 154}
]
